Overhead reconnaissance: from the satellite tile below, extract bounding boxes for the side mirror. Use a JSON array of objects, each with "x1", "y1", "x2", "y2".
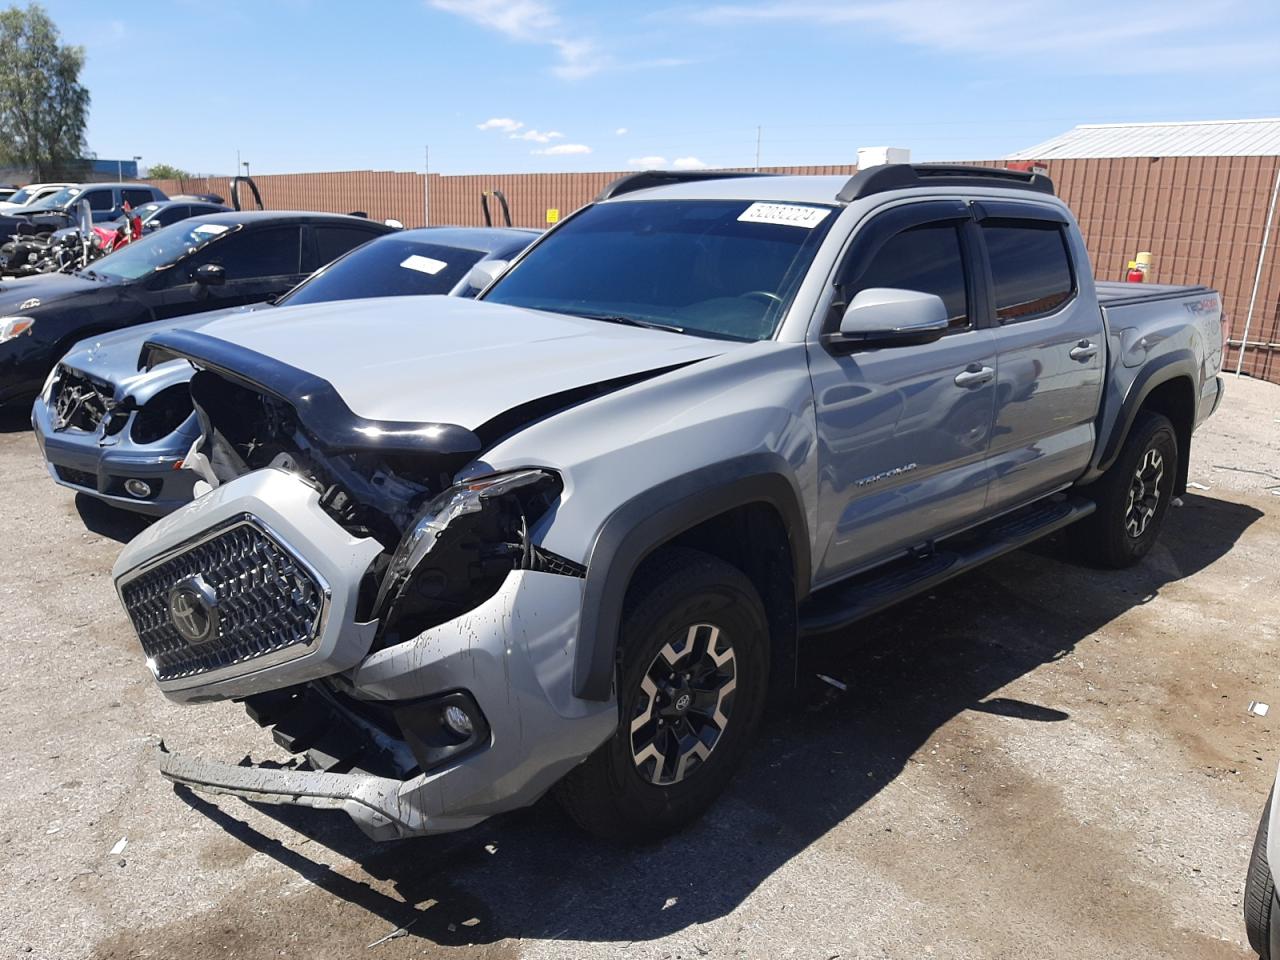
[
  {"x1": 827, "y1": 287, "x2": 950, "y2": 351},
  {"x1": 461, "y1": 259, "x2": 508, "y2": 293},
  {"x1": 194, "y1": 263, "x2": 225, "y2": 286}
]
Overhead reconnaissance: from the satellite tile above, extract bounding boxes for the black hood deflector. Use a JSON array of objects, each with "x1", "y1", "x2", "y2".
[{"x1": 145, "y1": 329, "x2": 484, "y2": 457}]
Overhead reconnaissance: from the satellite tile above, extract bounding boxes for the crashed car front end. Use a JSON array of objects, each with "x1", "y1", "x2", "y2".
[
  {"x1": 110, "y1": 332, "x2": 617, "y2": 839},
  {"x1": 33, "y1": 359, "x2": 201, "y2": 514}
]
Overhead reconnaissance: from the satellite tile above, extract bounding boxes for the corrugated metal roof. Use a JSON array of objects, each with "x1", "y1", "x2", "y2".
[{"x1": 1009, "y1": 118, "x2": 1280, "y2": 159}]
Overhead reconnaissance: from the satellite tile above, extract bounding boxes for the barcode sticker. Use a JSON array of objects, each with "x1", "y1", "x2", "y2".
[{"x1": 737, "y1": 202, "x2": 831, "y2": 228}]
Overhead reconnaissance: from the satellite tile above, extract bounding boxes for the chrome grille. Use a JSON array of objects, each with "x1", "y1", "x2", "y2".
[{"x1": 118, "y1": 518, "x2": 327, "y2": 682}]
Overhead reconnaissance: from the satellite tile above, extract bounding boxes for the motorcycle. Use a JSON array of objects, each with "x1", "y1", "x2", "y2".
[{"x1": 3, "y1": 199, "x2": 139, "y2": 276}]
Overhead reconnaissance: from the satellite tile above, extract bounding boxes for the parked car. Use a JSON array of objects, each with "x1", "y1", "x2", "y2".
[
  {"x1": 0, "y1": 183, "x2": 168, "y2": 244},
  {"x1": 0, "y1": 182, "x2": 72, "y2": 212},
  {"x1": 0, "y1": 210, "x2": 395, "y2": 407},
  {"x1": 0, "y1": 185, "x2": 18, "y2": 203},
  {"x1": 109, "y1": 165, "x2": 1226, "y2": 843},
  {"x1": 33, "y1": 226, "x2": 536, "y2": 514}
]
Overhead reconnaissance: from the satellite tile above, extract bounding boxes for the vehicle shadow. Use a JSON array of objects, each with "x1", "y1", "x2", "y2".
[
  {"x1": 177, "y1": 492, "x2": 1263, "y2": 947},
  {"x1": 74, "y1": 492, "x2": 153, "y2": 543},
  {"x1": 0, "y1": 403, "x2": 31, "y2": 434}
]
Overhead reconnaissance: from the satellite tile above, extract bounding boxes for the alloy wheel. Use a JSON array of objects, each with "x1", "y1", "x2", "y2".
[
  {"x1": 1125, "y1": 447, "x2": 1165, "y2": 538},
  {"x1": 630, "y1": 623, "x2": 737, "y2": 786}
]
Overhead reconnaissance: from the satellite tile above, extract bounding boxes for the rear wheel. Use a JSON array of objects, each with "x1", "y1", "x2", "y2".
[
  {"x1": 1247, "y1": 791, "x2": 1276, "y2": 959},
  {"x1": 1073, "y1": 410, "x2": 1178, "y2": 568},
  {"x1": 556, "y1": 547, "x2": 770, "y2": 842}
]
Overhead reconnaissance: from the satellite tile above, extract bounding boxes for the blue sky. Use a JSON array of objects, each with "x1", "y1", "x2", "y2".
[{"x1": 46, "y1": 0, "x2": 1280, "y2": 176}]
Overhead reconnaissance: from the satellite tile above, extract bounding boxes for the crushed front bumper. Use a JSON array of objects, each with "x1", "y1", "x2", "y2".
[
  {"x1": 115, "y1": 467, "x2": 616, "y2": 837},
  {"x1": 32, "y1": 385, "x2": 200, "y2": 516},
  {"x1": 157, "y1": 743, "x2": 448, "y2": 840}
]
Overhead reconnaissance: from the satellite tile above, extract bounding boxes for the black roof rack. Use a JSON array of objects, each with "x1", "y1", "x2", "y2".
[
  {"x1": 595, "y1": 169, "x2": 776, "y2": 201},
  {"x1": 836, "y1": 164, "x2": 1055, "y2": 203}
]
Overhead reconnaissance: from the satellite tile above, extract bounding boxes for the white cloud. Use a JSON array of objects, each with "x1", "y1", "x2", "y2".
[
  {"x1": 672, "y1": 156, "x2": 709, "y2": 170},
  {"x1": 628, "y1": 156, "x2": 667, "y2": 166},
  {"x1": 477, "y1": 117, "x2": 524, "y2": 133},
  {"x1": 429, "y1": 0, "x2": 606, "y2": 78},
  {"x1": 510, "y1": 129, "x2": 565, "y2": 143},
  {"x1": 431, "y1": 0, "x2": 556, "y2": 38},
  {"x1": 688, "y1": 0, "x2": 1273, "y2": 74},
  {"x1": 615, "y1": 127, "x2": 629, "y2": 136},
  {"x1": 533, "y1": 143, "x2": 592, "y2": 156}
]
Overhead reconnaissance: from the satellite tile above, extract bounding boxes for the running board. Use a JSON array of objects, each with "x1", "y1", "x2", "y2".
[{"x1": 799, "y1": 496, "x2": 1095, "y2": 636}]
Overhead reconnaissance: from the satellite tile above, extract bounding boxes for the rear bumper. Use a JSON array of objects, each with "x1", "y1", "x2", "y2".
[{"x1": 32, "y1": 392, "x2": 198, "y2": 516}]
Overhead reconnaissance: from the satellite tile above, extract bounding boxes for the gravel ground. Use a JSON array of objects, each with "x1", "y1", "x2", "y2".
[{"x1": 0, "y1": 376, "x2": 1277, "y2": 960}]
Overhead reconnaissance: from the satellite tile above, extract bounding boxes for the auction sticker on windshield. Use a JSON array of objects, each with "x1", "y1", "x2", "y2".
[
  {"x1": 737, "y1": 202, "x2": 831, "y2": 228},
  {"x1": 193, "y1": 224, "x2": 230, "y2": 236},
  {"x1": 400, "y1": 254, "x2": 448, "y2": 275}
]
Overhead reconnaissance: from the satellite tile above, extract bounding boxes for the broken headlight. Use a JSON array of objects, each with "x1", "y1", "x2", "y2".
[{"x1": 372, "y1": 469, "x2": 562, "y2": 644}]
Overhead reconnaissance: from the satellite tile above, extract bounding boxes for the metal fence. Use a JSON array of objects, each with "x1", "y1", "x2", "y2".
[{"x1": 147, "y1": 156, "x2": 1280, "y2": 384}]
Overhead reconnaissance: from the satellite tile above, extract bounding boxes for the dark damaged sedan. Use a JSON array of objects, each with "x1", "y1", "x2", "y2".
[
  {"x1": 32, "y1": 227, "x2": 537, "y2": 514},
  {"x1": 0, "y1": 211, "x2": 395, "y2": 407}
]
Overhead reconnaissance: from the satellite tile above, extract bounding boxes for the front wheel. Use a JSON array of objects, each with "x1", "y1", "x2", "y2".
[
  {"x1": 1247, "y1": 791, "x2": 1277, "y2": 958},
  {"x1": 1073, "y1": 410, "x2": 1178, "y2": 568},
  {"x1": 556, "y1": 547, "x2": 770, "y2": 842}
]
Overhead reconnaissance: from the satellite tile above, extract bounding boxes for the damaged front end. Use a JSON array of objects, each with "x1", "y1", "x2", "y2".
[{"x1": 112, "y1": 332, "x2": 615, "y2": 837}]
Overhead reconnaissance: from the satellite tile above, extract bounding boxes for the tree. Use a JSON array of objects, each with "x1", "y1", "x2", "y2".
[
  {"x1": 0, "y1": 5, "x2": 89, "y2": 180},
  {"x1": 146, "y1": 163, "x2": 192, "y2": 181}
]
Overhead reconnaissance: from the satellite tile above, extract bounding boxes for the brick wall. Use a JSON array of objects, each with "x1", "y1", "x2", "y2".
[{"x1": 145, "y1": 157, "x2": 1280, "y2": 384}]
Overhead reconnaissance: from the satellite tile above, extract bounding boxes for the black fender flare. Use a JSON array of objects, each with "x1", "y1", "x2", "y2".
[
  {"x1": 573, "y1": 453, "x2": 811, "y2": 701},
  {"x1": 1093, "y1": 348, "x2": 1198, "y2": 476}
]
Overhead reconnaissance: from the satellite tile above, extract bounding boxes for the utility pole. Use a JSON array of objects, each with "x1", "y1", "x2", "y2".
[
  {"x1": 236, "y1": 149, "x2": 240, "y2": 178},
  {"x1": 755, "y1": 126, "x2": 762, "y2": 171}
]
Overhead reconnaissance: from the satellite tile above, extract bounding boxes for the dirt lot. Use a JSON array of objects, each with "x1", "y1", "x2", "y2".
[{"x1": 1, "y1": 377, "x2": 1278, "y2": 960}]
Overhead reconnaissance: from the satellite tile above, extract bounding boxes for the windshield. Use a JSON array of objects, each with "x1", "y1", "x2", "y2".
[
  {"x1": 90, "y1": 220, "x2": 238, "y2": 282},
  {"x1": 31, "y1": 186, "x2": 81, "y2": 210},
  {"x1": 482, "y1": 199, "x2": 836, "y2": 341},
  {"x1": 7, "y1": 186, "x2": 38, "y2": 205},
  {"x1": 277, "y1": 236, "x2": 488, "y2": 307}
]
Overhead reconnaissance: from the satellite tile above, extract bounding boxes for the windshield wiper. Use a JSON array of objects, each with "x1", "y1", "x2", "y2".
[{"x1": 570, "y1": 312, "x2": 685, "y2": 334}]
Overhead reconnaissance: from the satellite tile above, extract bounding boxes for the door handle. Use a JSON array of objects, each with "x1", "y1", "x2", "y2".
[
  {"x1": 1069, "y1": 339, "x2": 1099, "y2": 361},
  {"x1": 953, "y1": 364, "x2": 995, "y2": 388}
]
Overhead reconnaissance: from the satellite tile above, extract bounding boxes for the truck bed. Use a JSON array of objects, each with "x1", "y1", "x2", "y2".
[{"x1": 1095, "y1": 281, "x2": 1212, "y2": 306}]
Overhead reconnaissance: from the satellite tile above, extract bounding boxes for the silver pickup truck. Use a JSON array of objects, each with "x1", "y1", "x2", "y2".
[{"x1": 109, "y1": 165, "x2": 1226, "y2": 842}]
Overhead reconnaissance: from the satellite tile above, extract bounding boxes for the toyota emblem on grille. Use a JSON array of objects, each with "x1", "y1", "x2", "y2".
[{"x1": 167, "y1": 576, "x2": 219, "y2": 646}]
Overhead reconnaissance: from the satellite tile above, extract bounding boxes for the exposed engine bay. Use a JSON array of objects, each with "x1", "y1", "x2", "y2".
[{"x1": 184, "y1": 368, "x2": 581, "y2": 647}]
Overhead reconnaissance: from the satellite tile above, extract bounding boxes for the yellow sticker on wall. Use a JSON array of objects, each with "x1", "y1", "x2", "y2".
[{"x1": 546, "y1": 208, "x2": 560, "y2": 224}]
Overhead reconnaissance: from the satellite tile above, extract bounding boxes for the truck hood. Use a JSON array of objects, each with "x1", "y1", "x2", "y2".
[{"x1": 167, "y1": 295, "x2": 733, "y2": 430}]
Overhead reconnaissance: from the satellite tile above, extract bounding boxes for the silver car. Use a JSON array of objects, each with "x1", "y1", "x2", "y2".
[{"x1": 33, "y1": 226, "x2": 536, "y2": 514}]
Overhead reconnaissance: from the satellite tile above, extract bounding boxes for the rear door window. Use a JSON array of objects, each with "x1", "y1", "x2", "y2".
[{"x1": 981, "y1": 221, "x2": 1075, "y2": 322}]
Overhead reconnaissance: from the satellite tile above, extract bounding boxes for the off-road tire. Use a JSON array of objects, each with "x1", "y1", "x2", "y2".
[
  {"x1": 555, "y1": 547, "x2": 770, "y2": 842},
  {"x1": 1073, "y1": 410, "x2": 1178, "y2": 568},
  {"x1": 1247, "y1": 790, "x2": 1276, "y2": 958}
]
